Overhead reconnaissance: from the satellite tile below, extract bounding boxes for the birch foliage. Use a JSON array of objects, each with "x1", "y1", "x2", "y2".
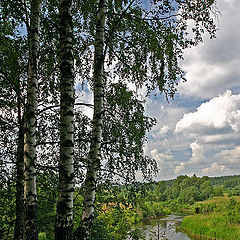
[
  {"x1": 0, "y1": 6, "x2": 28, "y2": 239},
  {"x1": 73, "y1": 0, "x2": 217, "y2": 238},
  {"x1": 74, "y1": 0, "x2": 217, "y2": 97}
]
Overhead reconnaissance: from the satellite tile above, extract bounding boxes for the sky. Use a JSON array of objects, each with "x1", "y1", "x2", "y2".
[
  {"x1": 144, "y1": 0, "x2": 240, "y2": 180},
  {"x1": 77, "y1": 0, "x2": 240, "y2": 181}
]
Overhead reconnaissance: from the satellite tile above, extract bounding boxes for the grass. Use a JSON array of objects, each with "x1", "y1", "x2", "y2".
[
  {"x1": 181, "y1": 213, "x2": 240, "y2": 240},
  {"x1": 180, "y1": 195, "x2": 240, "y2": 240}
]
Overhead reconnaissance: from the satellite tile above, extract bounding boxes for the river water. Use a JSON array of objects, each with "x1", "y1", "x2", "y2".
[{"x1": 138, "y1": 215, "x2": 196, "y2": 240}]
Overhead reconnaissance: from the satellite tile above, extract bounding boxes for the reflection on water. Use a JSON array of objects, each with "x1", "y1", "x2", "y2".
[{"x1": 140, "y1": 215, "x2": 196, "y2": 240}]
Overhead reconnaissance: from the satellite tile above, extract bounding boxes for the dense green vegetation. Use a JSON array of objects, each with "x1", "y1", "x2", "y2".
[
  {"x1": 181, "y1": 196, "x2": 240, "y2": 240},
  {"x1": 178, "y1": 175, "x2": 240, "y2": 240},
  {"x1": 3, "y1": 174, "x2": 238, "y2": 239}
]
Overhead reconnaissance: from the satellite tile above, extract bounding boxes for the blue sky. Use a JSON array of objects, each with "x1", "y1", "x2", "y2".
[
  {"x1": 143, "y1": 0, "x2": 240, "y2": 180},
  {"x1": 78, "y1": 0, "x2": 240, "y2": 181}
]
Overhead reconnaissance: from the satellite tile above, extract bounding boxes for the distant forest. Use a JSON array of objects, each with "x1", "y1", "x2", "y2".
[{"x1": 162, "y1": 174, "x2": 240, "y2": 187}]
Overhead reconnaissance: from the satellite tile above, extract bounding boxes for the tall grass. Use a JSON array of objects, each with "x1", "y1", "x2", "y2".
[
  {"x1": 181, "y1": 211, "x2": 240, "y2": 239},
  {"x1": 180, "y1": 196, "x2": 240, "y2": 239}
]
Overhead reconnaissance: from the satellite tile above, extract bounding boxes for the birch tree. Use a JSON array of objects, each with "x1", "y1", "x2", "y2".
[
  {"x1": 73, "y1": 0, "x2": 218, "y2": 238},
  {"x1": 24, "y1": 0, "x2": 41, "y2": 239},
  {"x1": 55, "y1": 0, "x2": 75, "y2": 239},
  {"x1": 0, "y1": 0, "x2": 60, "y2": 238},
  {"x1": 75, "y1": 0, "x2": 107, "y2": 239}
]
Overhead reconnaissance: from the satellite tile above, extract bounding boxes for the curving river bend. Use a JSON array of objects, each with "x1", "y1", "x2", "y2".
[{"x1": 138, "y1": 215, "x2": 197, "y2": 240}]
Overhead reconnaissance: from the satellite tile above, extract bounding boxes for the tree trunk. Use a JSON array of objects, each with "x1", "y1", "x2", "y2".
[
  {"x1": 55, "y1": 0, "x2": 75, "y2": 239},
  {"x1": 14, "y1": 99, "x2": 24, "y2": 240},
  {"x1": 75, "y1": 0, "x2": 107, "y2": 239},
  {"x1": 24, "y1": 1, "x2": 41, "y2": 239}
]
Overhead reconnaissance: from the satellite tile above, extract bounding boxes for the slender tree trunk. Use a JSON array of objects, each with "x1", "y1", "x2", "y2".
[
  {"x1": 14, "y1": 99, "x2": 24, "y2": 240},
  {"x1": 75, "y1": 1, "x2": 107, "y2": 239},
  {"x1": 24, "y1": 1, "x2": 41, "y2": 239},
  {"x1": 55, "y1": 0, "x2": 75, "y2": 239}
]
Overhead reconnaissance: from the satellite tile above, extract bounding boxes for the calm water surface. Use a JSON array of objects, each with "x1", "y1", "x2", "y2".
[{"x1": 140, "y1": 215, "x2": 197, "y2": 240}]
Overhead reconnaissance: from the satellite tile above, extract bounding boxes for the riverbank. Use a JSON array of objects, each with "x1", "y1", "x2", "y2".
[
  {"x1": 180, "y1": 196, "x2": 240, "y2": 240},
  {"x1": 179, "y1": 227, "x2": 221, "y2": 240}
]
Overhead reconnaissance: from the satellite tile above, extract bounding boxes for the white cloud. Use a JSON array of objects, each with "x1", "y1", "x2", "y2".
[
  {"x1": 159, "y1": 125, "x2": 170, "y2": 135},
  {"x1": 150, "y1": 148, "x2": 180, "y2": 179},
  {"x1": 169, "y1": 91, "x2": 240, "y2": 177},
  {"x1": 162, "y1": 138, "x2": 168, "y2": 146},
  {"x1": 178, "y1": 0, "x2": 240, "y2": 99},
  {"x1": 75, "y1": 84, "x2": 94, "y2": 119},
  {"x1": 174, "y1": 162, "x2": 186, "y2": 174},
  {"x1": 150, "y1": 149, "x2": 173, "y2": 163},
  {"x1": 173, "y1": 141, "x2": 208, "y2": 175},
  {"x1": 175, "y1": 91, "x2": 240, "y2": 136},
  {"x1": 228, "y1": 110, "x2": 240, "y2": 132},
  {"x1": 189, "y1": 141, "x2": 206, "y2": 164},
  {"x1": 145, "y1": 91, "x2": 240, "y2": 179},
  {"x1": 216, "y1": 146, "x2": 240, "y2": 164},
  {"x1": 201, "y1": 163, "x2": 226, "y2": 175}
]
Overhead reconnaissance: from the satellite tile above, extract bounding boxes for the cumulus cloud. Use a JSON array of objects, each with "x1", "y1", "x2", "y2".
[
  {"x1": 145, "y1": 99, "x2": 189, "y2": 157},
  {"x1": 175, "y1": 91, "x2": 240, "y2": 137},
  {"x1": 159, "y1": 125, "x2": 170, "y2": 135},
  {"x1": 189, "y1": 141, "x2": 207, "y2": 164},
  {"x1": 149, "y1": 148, "x2": 185, "y2": 179},
  {"x1": 170, "y1": 91, "x2": 240, "y2": 176},
  {"x1": 215, "y1": 146, "x2": 240, "y2": 164},
  {"x1": 145, "y1": 91, "x2": 240, "y2": 178},
  {"x1": 174, "y1": 162, "x2": 186, "y2": 174},
  {"x1": 173, "y1": 141, "x2": 207, "y2": 175},
  {"x1": 150, "y1": 149, "x2": 173, "y2": 163},
  {"x1": 201, "y1": 163, "x2": 226, "y2": 175},
  {"x1": 178, "y1": 0, "x2": 240, "y2": 99},
  {"x1": 75, "y1": 83, "x2": 94, "y2": 119}
]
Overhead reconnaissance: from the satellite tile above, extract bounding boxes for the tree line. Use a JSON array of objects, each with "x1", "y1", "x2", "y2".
[{"x1": 0, "y1": 0, "x2": 217, "y2": 239}]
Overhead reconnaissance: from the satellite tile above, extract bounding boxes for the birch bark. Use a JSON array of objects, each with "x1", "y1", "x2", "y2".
[
  {"x1": 23, "y1": 0, "x2": 41, "y2": 239},
  {"x1": 78, "y1": 0, "x2": 107, "y2": 239},
  {"x1": 14, "y1": 98, "x2": 24, "y2": 240},
  {"x1": 55, "y1": 0, "x2": 75, "y2": 239}
]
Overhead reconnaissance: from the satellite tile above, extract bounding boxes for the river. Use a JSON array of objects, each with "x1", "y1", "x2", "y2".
[{"x1": 136, "y1": 215, "x2": 197, "y2": 240}]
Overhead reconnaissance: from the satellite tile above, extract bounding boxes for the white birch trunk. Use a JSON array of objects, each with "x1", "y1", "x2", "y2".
[
  {"x1": 23, "y1": 1, "x2": 41, "y2": 239},
  {"x1": 77, "y1": 0, "x2": 107, "y2": 239},
  {"x1": 55, "y1": 0, "x2": 75, "y2": 239}
]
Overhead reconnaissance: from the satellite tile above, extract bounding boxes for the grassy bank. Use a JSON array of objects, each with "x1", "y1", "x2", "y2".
[{"x1": 181, "y1": 196, "x2": 240, "y2": 240}]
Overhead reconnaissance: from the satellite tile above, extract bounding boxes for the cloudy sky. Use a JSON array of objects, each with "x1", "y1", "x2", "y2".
[
  {"x1": 77, "y1": 0, "x2": 240, "y2": 181},
  {"x1": 144, "y1": 0, "x2": 240, "y2": 180}
]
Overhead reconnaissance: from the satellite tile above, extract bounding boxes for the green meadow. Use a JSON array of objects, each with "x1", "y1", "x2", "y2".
[{"x1": 181, "y1": 195, "x2": 240, "y2": 240}]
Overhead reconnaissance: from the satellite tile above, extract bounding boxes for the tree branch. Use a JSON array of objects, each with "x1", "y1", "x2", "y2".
[
  {"x1": 103, "y1": 0, "x2": 135, "y2": 58},
  {"x1": 37, "y1": 102, "x2": 94, "y2": 115}
]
